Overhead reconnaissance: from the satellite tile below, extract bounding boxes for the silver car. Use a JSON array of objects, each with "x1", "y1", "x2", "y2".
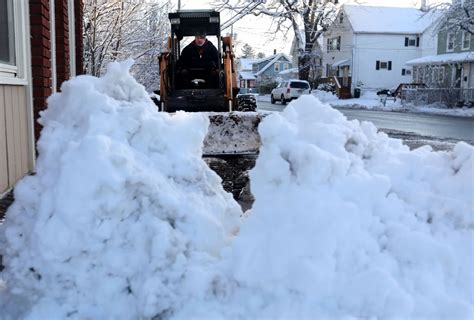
[{"x1": 271, "y1": 80, "x2": 311, "y2": 105}]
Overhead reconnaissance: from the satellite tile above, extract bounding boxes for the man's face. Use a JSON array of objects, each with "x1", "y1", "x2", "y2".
[{"x1": 195, "y1": 36, "x2": 206, "y2": 47}]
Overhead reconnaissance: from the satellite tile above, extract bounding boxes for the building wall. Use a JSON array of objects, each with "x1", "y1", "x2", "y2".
[
  {"x1": 352, "y1": 33, "x2": 422, "y2": 89},
  {"x1": 30, "y1": 0, "x2": 53, "y2": 140},
  {"x1": 438, "y1": 30, "x2": 474, "y2": 54},
  {"x1": 0, "y1": 85, "x2": 32, "y2": 193},
  {"x1": 322, "y1": 9, "x2": 354, "y2": 78},
  {"x1": 421, "y1": 22, "x2": 438, "y2": 57},
  {"x1": 0, "y1": 0, "x2": 83, "y2": 193}
]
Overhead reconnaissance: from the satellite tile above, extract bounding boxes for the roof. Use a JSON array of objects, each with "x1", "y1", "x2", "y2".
[
  {"x1": 238, "y1": 71, "x2": 256, "y2": 80},
  {"x1": 279, "y1": 67, "x2": 298, "y2": 75},
  {"x1": 332, "y1": 59, "x2": 350, "y2": 67},
  {"x1": 406, "y1": 52, "x2": 474, "y2": 66},
  {"x1": 239, "y1": 58, "x2": 259, "y2": 71},
  {"x1": 343, "y1": 5, "x2": 440, "y2": 34},
  {"x1": 255, "y1": 53, "x2": 292, "y2": 76}
]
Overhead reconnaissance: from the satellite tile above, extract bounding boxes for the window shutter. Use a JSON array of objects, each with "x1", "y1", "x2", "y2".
[
  {"x1": 388, "y1": 61, "x2": 392, "y2": 70},
  {"x1": 402, "y1": 69, "x2": 406, "y2": 76},
  {"x1": 416, "y1": 37, "x2": 420, "y2": 47},
  {"x1": 405, "y1": 37, "x2": 409, "y2": 47},
  {"x1": 376, "y1": 60, "x2": 380, "y2": 70}
]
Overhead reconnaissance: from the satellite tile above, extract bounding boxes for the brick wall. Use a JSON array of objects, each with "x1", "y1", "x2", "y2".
[
  {"x1": 54, "y1": 0, "x2": 70, "y2": 90},
  {"x1": 75, "y1": 0, "x2": 84, "y2": 75},
  {"x1": 29, "y1": 0, "x2": 52, "y2": 140},
  {"x1": 28, "y1": 0, "x2": 83, "y2": 140}
]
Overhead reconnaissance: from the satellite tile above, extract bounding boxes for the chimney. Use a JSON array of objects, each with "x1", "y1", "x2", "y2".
[
  {"x1": 420, "y1": 0, "x2": 427, "y2": 12},
  {"x1": 273, "y1": 49, "x2": 277, "y2": 55}
]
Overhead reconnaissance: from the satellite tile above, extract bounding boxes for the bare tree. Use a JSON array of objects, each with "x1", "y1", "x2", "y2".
[
  {"x1": 213, "y1": 0, "x2": 340, "y2": 81},
  {"x1": 83, "y1": 0, "x2": 171, "y2": 91},
  {"x1": 434, "y1": 0, "x2": 473, "y2": 34}
]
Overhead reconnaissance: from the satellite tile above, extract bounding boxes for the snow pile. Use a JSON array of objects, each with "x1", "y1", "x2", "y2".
[
  {"x1": 1, "y1": 62, "x2": 472, "y2": 319},
  {"x1": 0, "y1": 60, "x2": 241, "y2": 319},
  {"x1": 176, "y1": 95, "x2": 474, "y2": 319}
]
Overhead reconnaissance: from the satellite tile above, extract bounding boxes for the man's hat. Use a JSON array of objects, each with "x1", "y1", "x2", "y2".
[{"x1": 195, "y1": 29, "x2": 207, "y2": 37}]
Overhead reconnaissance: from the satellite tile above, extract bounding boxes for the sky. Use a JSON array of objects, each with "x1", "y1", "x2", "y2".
[
  {"x1": 178, "y1": 0, "x2": 447, "y2": 56},
  {"x1": 0, "y1": 60, "x2": 472, "y2": 319}
]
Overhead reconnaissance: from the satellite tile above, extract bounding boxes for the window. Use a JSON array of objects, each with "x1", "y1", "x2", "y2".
[
  {"x1": 0, "y1": 0, "x2": 15, "y2": 66},
  {"x1": 376, "y1": 60, "x2": 392, "y2": 70},
  {"x1": 289, "y1": 81, "x2": 309, "y2": 89},
  {"x1": 462, "y1": 31, "x2": 471, "y2": 50},
  {"x1": 447, "y1": 32, "x2": 455, "y2": 52},
  {"x1": 402, "y1": 68, "x2": 412, "y2": 76},
  {"x1": 274, "y1": 63, "x2": 280, "y2": 72},
  {"x1": 404, "y1": 36, "x2": 419, "y2": 47},
  {"x1": 328, "y1": 36, "x2": 341, "y2": 51},
  {"x1": 0, "y1": 0, "x2": 28, "y2": 83},
  {"x1": 283, "y1": 63, "x2": 289, "y2": 70}
]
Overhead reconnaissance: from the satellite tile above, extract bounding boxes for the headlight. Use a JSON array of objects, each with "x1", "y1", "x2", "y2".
[
  {"x1": 170, "y1": 18, "x2": 180, "y2": 25},
  {"x1": 209, "y1": 17, "x2": 219, "y2": 23}
]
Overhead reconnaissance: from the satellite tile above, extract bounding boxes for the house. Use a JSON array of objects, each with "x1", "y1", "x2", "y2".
[
  {"x1": 405, "y1": 29, "x2": 474, "y2": 105},
  {"x1": 251, "y1": 53, "x2": 293, "y2": 85},
  {"x1": 406, "y1": 30, "x2": 473, "y2": 89},
  {"x1": 236, "y1": 58, "x2": 258, "y2": 94},
  {"x1": 322, "y1": 4, "x2": 440, "y2": 95},
  {"x1": 0, "y1": 0, "x2": 84, "y2": 195},
  {"x1": 236, "y1": 53, "x2": 293, "y2": 92},
  {"x1": 289, "y1": 30, "x2": 323, "y2": 84}
]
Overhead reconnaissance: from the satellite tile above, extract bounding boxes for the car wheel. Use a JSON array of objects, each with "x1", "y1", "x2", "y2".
[
  {"x1": 281, "y1": 95, "x2": 287, "y2": 105},
  {"x1": 270, "y1": 94, "x2": 275, "y2": 104}
]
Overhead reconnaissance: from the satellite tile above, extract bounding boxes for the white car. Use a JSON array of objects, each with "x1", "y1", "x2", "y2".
[{"x1": 271, "y1": 80, "x2": 311, "y2": 105}]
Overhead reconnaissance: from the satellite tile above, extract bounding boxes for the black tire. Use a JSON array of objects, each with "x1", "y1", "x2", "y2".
[
  {"x1": 270, "y1": 95, "x2": 275, "y2": 104},
  {"x1": 281, "y1": 95, "x2": 287, "y2": 105}
]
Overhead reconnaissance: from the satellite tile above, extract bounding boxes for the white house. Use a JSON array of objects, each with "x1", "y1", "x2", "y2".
[{"x1": 322, "y1": 5, "x2": 441, "y2": 91}]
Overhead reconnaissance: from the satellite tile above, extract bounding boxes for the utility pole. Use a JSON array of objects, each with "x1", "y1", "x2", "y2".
[{"x1": 178, "y1": 0, "x2": 181, "y2": 11}]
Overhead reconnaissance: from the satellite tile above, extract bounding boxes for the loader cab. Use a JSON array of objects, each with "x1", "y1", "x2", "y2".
[
  {"x1": 168, "y1": 10, "x2": 222, "y2": 90},
  {"x1": 159, "y1": 10, "x2": 240, "y2": 113}
]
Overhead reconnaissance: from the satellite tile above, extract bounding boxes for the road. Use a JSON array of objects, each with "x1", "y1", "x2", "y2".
[{"x1": 257, "y1": 100, "x2": 474, "y2": 145}]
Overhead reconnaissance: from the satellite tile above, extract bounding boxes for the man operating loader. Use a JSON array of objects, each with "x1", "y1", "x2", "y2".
[{"x1": 177, "y1": 29, "x2": 219, "y2": 89}]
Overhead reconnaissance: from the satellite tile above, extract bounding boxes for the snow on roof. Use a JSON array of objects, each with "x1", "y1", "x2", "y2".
[
  {"x1": 255, "y1": 53, "x2": 292, "y2": 76},
  {"x1": 344, "y1": 5, "x2": 440, "y2": 34},
  {"x1": 406, "y1": 51, "x2": 474, "y2": 66},
  {"x1": 279, "y1": 67, "x2": 298, "y2": 75},
  {"x1": 238, "y1": 70, "x2": 256, "y2": 80},
  {"x1": 239, "y1": 58, "x2": 258, "y2": 71}
]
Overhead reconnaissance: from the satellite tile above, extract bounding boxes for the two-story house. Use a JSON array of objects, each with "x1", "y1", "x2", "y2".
[
  {"x1": 236, "y1": 53, "x2": 293, "y2": 92},
  {"x1": 289, "y1": 30, "x2": 323, "y2": 85},
  {"x1": 322, "y1": 5, "x2": 440, "y2": 93},
  {"x1": 406, "y1": 29, "x2": 473, "y2": 90},
  {"x1": 251, "y1": 53, "x2": 293, "y2": 85},
  {"x1": 1, "y1": 0, "x2": 84, "y2": 195}
]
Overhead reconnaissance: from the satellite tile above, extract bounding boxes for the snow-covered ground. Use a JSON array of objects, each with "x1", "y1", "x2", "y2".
[
  {"x1": 0, "y1": 61, "x2": 473, "y2": 319},
  {"x1": 259, "y1": 90, "x2": 474, "y2": 117}
]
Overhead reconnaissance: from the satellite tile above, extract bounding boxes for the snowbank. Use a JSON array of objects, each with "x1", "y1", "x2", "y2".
[
  {"x1": 0, "y1": 60, "x2": 241, "y2": 319},
  {"x1": 174, "y1": 95, "x2": 474, "y2": 319},
  {"x1": 1, "y1": 62, "x2": 472, "y2": 319}
]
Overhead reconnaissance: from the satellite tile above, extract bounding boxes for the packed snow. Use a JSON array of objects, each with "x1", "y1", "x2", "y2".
[
  {"x1": 312, "y1": 90, "x2": 474, "y2": 117},
  {"x1": 0, "y1": 60, "x2": 473, "y2": 319}
]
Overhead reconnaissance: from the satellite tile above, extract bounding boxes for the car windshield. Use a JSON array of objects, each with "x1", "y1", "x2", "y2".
[{"x1": 290, "y1": 82, "x2": 309, "y2": 89}]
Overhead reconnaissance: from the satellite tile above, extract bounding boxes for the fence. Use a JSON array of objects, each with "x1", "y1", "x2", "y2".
[{"x1": 401, "y1": 88, "x2": 474, "y2": 107}]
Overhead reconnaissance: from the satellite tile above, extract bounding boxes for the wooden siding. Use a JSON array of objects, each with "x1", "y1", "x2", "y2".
[{"x1": 0, "y1": 85, "x2": 33, "y2": 193}]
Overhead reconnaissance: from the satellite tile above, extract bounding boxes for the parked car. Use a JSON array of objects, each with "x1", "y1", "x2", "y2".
[{"x1": 270, "y1": 80, "x2": 311, "y2": 104}]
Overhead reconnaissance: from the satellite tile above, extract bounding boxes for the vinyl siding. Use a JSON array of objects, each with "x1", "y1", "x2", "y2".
[{"x1": 0, "y1": 85, "x2": 33, "y2": 193}]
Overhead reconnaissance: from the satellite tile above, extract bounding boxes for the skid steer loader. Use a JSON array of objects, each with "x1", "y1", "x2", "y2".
[{"x1": 158, "y1": 10, "x2": 262, "y2": 156}]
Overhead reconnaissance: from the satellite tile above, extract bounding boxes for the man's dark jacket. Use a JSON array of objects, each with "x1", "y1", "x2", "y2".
[{"x1": 179, "y1": 40, "x2": 218, "y2": 71}]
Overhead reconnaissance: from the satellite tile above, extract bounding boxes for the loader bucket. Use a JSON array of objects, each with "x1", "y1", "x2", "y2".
[{"x1": 203, "y1": 112, "x2": 263, "y2": 155}]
